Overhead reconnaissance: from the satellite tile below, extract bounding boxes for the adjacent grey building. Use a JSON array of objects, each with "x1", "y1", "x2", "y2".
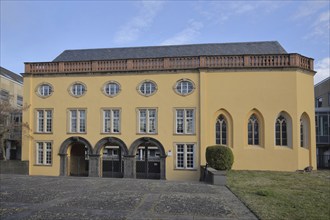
[{"x1": 314, "y1": 77, "x2": 330, "y2": 169}]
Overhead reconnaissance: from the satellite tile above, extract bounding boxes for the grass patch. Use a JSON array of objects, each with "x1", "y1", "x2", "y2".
[{"x1": 227, "y1": 170, "x2": 330, "y2": 220}]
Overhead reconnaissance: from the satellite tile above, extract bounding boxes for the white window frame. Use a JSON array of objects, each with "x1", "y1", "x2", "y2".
[
  {"x1": 17, "y1": 95, "x2": 23, "y2": 107},
  {"x1": 137, "y1": 108, "x2": 157, "y2": 134},
  {"x1": 175, "y1": 143, "x2": 195, "y2": 169},
  {"x1": 68, "y1": 109, "x2": 86, "y2": 133},
  {"x1": 0, "y1": 89, "x2": 9, "y2": 101},
  {"x1": 174, "y1": 79, "x2": 195, "y2": 96},
  {"x1": 36, "y1": 141, "x2": 52, "y2": 165},
  {"x1": 36, "y1": 83, "x2": 53, "y2": 98},
  {"x1": 275, "y1": 115, "x2": 288, "y2": 146},
  {"x1": 36, "y1": 109, "x2": 53, "y2": 133},
  {"x1": 102, "y1": 109, "x2": 120, "y2": 133},
  {"x1": 175, "y1": 109, "x2": 195, "y2": 134},
  {"x1": 216, "y1": 115, "x2": 227, "y2": 145},
  {"x1": 69, "y1": 82, "x2": 86, "y2": 97},
  {"x1": 138, "y1": 80, "x2": 157, "y2": 97},
  {"x1": 248, "y1": 114, "x2": 259, "y2": 146},
  {"x1": 103, "y1": 81, "x2": 121, "y2": 97}
]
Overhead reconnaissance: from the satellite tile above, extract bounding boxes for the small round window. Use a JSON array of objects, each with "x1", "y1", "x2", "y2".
[
  {"x1": 138, "y1": 80, "x2": 157, "y2": 96},
  {"x1": 70, "y1": 82, "x2": 86, "y2": 97},
  {"x1": 175, "y1": 79, "x2": 194, "y2": 96},
  {"x1": 103, "y1": 81, "x2": 120, "y2": 97},
  {"x1": 37, "y1": 83, "x2": 53, "y2": 98}
]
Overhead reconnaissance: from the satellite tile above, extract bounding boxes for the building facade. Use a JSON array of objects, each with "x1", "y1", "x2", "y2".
[
  {"x1": 0, "y1": 67, "x2": 23, "y2": 160},
  {"x1": 314, "y1": 77, "x2": 330, "y2": 169},
  {"x1": 22, "y1": 42, "x2": 316, "y2": 180}
]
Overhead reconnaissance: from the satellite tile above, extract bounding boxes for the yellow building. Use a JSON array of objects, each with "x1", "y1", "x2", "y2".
[{"x1": 22, "y1": 41, "x2": 316, "y2": 181}]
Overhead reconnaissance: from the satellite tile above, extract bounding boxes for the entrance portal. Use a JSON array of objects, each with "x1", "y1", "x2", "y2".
[
  {"x1": 136, "y1": 145, "x2": 161, "y2": 179},
  {"x1": 102, "y1": 146, "x2": 124, "y2": 178},
  {"x1": 59, "y1": 137, "x2": 93, "y2": 177},
  {"x1": 95, "y1": 137, "x2": 128, "y2": 178},
  {"x1": 70, "y1": 143, "x2": 89, "y2": 176},
  {"x1": 129, "y1": 137, "x2": 166, "y2": 180}
]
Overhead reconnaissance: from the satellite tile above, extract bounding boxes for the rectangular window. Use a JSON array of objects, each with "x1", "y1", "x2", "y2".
[
  {"x1": 320, "y1": 115, "x2": 329, "y2": 137},
  {"x1": 175, "y1": 143, "x2": 195, "y2": 169},
  {"x1": 11, "y1": 113, "x2": 22, "y2": 124},
  {"x1": 36, "y1": 142, "x2": 52, "y2": 165},
  {"x1": 17, "y1": 95, "x2": 23, "y2": 107},
  {"x1": 36, "y1": 110, "x2": 52, "y2": 133},
  {"x1": 69, "y1": 109, "x2": 86, "y2": 133},
  {"x1": 176, "y1": 109, "x2": 195, "y2": 134},
  {"x1": 0, "y1": 90, "x2": 9, "y2": 101},
  {"x1": 315, "y1": 97, "x2": 323, "y2": 108},
  {"x1": 103, "y1": 109, "x2": 120, "y2": 133},
  {"x1": 138, "y1": 109, "x2": 157, "y2": 134}
]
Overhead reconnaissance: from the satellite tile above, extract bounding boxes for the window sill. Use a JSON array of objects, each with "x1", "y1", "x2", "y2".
[
  {"x1": 34, "y1": 164, "x2": 52, "y2": 166},
  {"x1": 136, "y1": 132, "x2": 158, "y2": 135},
  {"x1": 34, "y1": 132, "x2": 53, "y2": 134},
  {"x1": 274, "y1": 145, "x2": 292, "y2": 150},
  {"x1": 67, "y1": 132, "x2": 87, "y2": 134},
  {"x1": 174, "y1": 168, "x2": 198, "y2": 171},
  {"x1": 173, "y1": 133, "x2": 196, "y2": 136},
  {"x1": 100, "y1": 132, "x2": 121, "y2": 135}
]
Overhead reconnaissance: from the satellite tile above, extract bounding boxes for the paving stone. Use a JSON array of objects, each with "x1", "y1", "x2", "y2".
[
  {"x1": 154, "y1": 193, "x2": 234, "y2": 218},
  {"x1": 0, "y1": 174, "x2": 257, "y2": 220}
]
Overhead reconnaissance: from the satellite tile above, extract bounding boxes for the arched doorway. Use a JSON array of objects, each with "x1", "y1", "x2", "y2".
[
  {"x1": 129, "y1": 137, "x2": 166, "y2": 179},
  {"x1": 59, "y1": 137, "x2": 93, "y2": 177},
  {"x1": 95, "y1": 137, "x2": 128, "y2": 178},
  {"x1": 70, "y1": 142, "x2": 89, "y2": 176}
]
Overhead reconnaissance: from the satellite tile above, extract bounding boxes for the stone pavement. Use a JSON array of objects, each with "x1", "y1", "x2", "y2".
[{"x1": 0, "y1": 174, "x2": 257, "y2": 220}]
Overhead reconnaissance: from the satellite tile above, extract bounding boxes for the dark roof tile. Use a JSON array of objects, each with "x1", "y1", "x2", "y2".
[
  {"x1": 0, "y1": 67, "x2": 23, "y2": 84},
  {"x1": 53, "y1": 41, "x2": 287, "y2": 62}
]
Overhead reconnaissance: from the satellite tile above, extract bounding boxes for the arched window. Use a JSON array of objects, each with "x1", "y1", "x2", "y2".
[
  {"x1": 275, "y1": 115, "x2": 287, "y2": 146},
  {"x1": 248, "y1": 114, "x2": 259, "y2": 145},
  {"x1": 300, "y1": 113, "x2": 310, "y2": 148},
  {"x1": 216, "y1": 115, "x2": 227, "y2": 145},
  {"x1": 300, "y1": 119, "x2": 304, "y2": 147}
]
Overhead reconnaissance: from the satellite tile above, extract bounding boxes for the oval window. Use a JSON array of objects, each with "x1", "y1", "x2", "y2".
[
  {"x1": 70, "y1": 82, "x2": 86, "y2": 97},
  {"x1": 104, "y1": 81, "x2": 120, "y2": 97},
  {"x1": 37, "y1": 83, "x2": 53, "y2": 97},
  {"x1": 138, "y1": 80, "x2": 157, "y2": 96},
  {"x1": 175, "y1": 79, "x2": 194, "y2": 96}
]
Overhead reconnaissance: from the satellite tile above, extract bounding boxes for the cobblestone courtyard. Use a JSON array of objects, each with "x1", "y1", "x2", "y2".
[{"x1": 0, "y1": 175, "x2": 257, "y2": 220}]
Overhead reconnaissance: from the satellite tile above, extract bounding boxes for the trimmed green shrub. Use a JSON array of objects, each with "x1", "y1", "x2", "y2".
[{"x1": 206, "y1": 145, "x2": 234, "y2": 170}]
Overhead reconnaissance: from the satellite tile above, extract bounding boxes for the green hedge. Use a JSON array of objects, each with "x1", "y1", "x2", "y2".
[{"x1": 206, "y1": 145, "x2": 234, "y2": 170}]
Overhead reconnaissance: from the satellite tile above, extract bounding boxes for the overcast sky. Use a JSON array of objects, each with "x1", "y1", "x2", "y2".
[{"x1": 1, "y1": 0, "x2": 329, "y2": 84}]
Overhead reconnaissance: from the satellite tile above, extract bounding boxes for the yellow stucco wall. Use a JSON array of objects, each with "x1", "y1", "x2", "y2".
[
  {"x1": 22, "y1": 68, "x2": 316, "y2": 180},
  {"x1": 200, "y1": 69, "x2": 316, "y2": 171}
]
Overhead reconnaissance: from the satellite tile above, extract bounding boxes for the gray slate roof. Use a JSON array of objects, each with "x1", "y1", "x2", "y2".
[
  {"x1": 53, "y1": 41, "x2": 287, "y2": 62},
  {"x1": 0, "y1": 67, "x2": 23, "y2": 84}
]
